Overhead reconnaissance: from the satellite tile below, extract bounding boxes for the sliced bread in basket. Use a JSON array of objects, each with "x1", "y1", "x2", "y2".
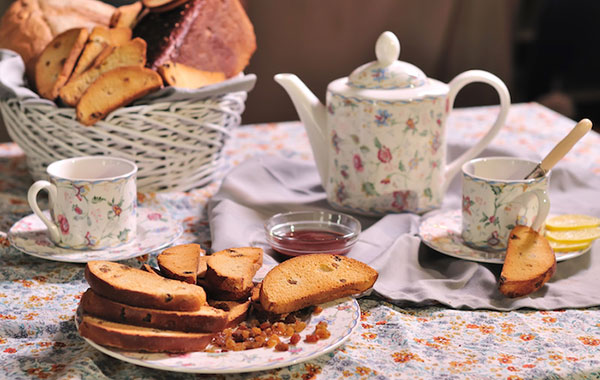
[
  {"x1": 34, "y1": 27, "x2": 89, "y2": 100},
  {"x1": 60, "y1": 37, "x2": 147, "y2": 106},
  {"x1": 72, "y1": 26, "x2": 132, "y2": 76},
  {"x1": 259, "y1": 254, "x2": 378, "y2": 314},
  {"x1": 76, "y1": 65, "x2": 162, "y2": 125},
  {"x1": 85, "y1": 260, "x2": 206, "y2": 311},
  {"x1": 78, "y1": 314, "x2": 214, "y2": 352},
  {"x1": 499, "y1": 225, "x2": 556, "y2": 298}
]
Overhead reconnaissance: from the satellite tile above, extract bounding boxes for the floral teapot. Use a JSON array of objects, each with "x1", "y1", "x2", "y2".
[{"x1": 275, "y1": 31, "x2": 510, "y2": 215}]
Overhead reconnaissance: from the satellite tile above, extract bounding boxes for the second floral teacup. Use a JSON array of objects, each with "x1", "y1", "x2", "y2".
[
  {"x1": 27, "y1": 156, "x2": 137, "y2": 250},
  {"x1": 461, "y1": 157, "x2": 550, "y2": 252}
]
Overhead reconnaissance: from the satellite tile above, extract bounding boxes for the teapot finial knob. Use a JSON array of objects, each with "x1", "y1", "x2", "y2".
[{"x1": 375, "y1": 31, "x2": 400, "y2": 67}]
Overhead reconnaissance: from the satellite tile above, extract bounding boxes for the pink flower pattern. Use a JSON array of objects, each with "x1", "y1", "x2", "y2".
[
  {"x1": 377, "y1": 146, "x2": 392, "y2": 163},
  {"x1": 57, "y1": 215, "x2": 69, "y2": 235}
]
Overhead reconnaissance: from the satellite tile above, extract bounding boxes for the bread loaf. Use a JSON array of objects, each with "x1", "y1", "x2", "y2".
[
  {"x1": 81, "y1": 288, "x2": 228, "y2": 333},
  {"x1": 78, "y1": 314, "x2": 214, "y2": 352},
  {"x1": 133, "y1": 0, "x2": 256, "y2": 77},
  {"x1": 157, "y1": 243, "x2": 205, "y2": 284},
  {"x1": 499, "y1": 225, "x2": 556, "y2": 298},
  {"x1": 85, "y1": 260, "x2": 206, "y2": 311},
  {"x1": 259, "y1": 254, "x2": 378, "y2": 314},
  {"x1": 76, "y1": 65, "x2": 162, "y2": 125}
]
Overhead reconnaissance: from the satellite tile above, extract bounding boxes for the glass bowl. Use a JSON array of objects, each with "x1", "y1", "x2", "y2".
[{"x1": 264, "y1": 210, "x2": 361, "y2": 256}]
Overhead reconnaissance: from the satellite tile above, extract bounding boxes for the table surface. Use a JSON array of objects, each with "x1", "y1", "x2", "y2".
[{"x1": 1, "y1": 103, "x2": 600, "y2": 380}]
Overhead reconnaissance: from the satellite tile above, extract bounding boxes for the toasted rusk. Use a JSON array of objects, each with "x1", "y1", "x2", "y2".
[
  {"x1": 110, "y1": 1, "x2": 144, "y2": 29},
  {"x1": 34, "y1": 28, "x2": 88, "y2": 100},
  {"x1": 157, "y1": 61, "x2": 226, "y2": 89},
  {"x1": 72, "y1": 26, "x2": 132, "y2": 76},
  {"x1": 76, "y1": 66, "x2": 162, "y2": 125},
  {"x1": 499, "y1": 225, "x2": 556, "y2": 298},
  {"x1": 60, "y1": 37, "x2": 147, "y2": 106}
]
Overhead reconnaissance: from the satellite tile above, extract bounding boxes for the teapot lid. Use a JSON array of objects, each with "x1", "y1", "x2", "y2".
[{"x1": 348, "y1": 32, "x2": 427, "y2": 90}]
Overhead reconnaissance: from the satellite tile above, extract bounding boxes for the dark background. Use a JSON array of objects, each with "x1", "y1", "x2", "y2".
[{"x1": 1, "y1": 0, "x2": 599, "y2": 142}]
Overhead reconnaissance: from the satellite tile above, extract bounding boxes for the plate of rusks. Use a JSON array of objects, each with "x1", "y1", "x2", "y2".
[{"x1": 76, "y1": 245, "x2": 378, "y2": 374}]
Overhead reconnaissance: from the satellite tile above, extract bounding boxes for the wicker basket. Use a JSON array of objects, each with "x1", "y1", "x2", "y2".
[{"x1": 0, "y1": 91, "x2": 246, "y2": 192}]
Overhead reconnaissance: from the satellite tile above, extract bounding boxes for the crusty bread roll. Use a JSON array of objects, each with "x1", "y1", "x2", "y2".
[{"x1": 0, "y1": 0, "x2": 114, "y2": 79}]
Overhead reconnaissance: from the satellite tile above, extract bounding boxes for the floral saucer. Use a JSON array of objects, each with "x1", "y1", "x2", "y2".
[
  {"x1": 418, "y1": 209, "x2": 591, "y2": 264},
  {"x1": 8, "y1": 207, "x2": 182, "y2": 263}
]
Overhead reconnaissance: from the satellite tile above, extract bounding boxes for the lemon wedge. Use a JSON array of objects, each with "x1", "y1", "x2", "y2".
[
  {"x1": 548, "y1": 240, "x2": 592, "y2": 252},
  {"x1": 545, "y1": 214, "x2": 600, "y2": 231},
  {"x1": 545, "y1": 227, "x2": 600, "y2": 244}
]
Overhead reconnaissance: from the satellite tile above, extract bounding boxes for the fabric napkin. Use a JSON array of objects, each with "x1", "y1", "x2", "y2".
[
  {"x1": 208, "y1": 143, "x2": 600, "y2": 311},
  {"x1": 0, "y1": 49, "x2": 256, "y2": 105}
]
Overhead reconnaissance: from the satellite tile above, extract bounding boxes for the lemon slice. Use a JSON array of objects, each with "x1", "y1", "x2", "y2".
[
  {"x1": 548, "y1": 240, "x2": 592, "y2": 252},
  {"x1": 545, "y1": 214, "x2": 600, "y2": 231},
  {"x1": 545, "y1": 227, "x2": 600, "y2": 244}
]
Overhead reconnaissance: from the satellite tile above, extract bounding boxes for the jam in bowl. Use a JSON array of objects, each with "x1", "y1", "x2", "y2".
[{"x1": 265, "y1": 211, "x2": 361, "y2": 256}]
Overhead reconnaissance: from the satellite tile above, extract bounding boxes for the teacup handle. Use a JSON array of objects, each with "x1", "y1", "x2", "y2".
[
  {"x1": 443, "y1": 70, "x2": 511, "y2": 192},
  {"x1": 27, "y1": 180, "x2": 61, "y2": 243},
  {"x1": 510, "y1": 188, "x2": 551, "y2": 232}
]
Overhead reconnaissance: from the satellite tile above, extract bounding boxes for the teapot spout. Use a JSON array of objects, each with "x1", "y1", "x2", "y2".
[{"x1": 274, "y1": 73, "x2": 328, "y2": 185}]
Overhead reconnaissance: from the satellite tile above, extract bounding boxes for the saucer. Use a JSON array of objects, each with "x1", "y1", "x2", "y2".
[
  {"x1": 8, "y1": 207, "x2": 183, "y2": 263},
  {"x1": 418, "y1": 209, "x2": 591, "y2": 264}
]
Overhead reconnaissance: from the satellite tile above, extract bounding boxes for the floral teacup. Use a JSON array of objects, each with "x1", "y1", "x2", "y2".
[
  {"x1": 461, "y1": 157, "x2": 550, "y2": 252},
  {"x1": 27, "y1": 156, "x2": 137, "y2": 250}
]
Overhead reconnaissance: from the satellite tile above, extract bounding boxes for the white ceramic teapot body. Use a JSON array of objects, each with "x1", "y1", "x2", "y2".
[{"x1": 275, "y1": 32, "x2": 510, "y2": 215}]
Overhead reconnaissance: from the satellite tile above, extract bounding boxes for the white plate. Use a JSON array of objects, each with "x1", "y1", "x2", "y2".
[
  {"x1": 8, "y1": 207, "x2": 182, "y2": 263},
  {"x1": 78, "y1": 297, "x2": 360, "y2": 374},
  {"x1": 418, "y1": 209, "x2": 591, "y2": 264}
]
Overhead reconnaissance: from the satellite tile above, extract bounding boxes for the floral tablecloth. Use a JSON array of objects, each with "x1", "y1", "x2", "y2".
[{"x1": 1, "y1": 103, "x2": 600, "y2": 379}]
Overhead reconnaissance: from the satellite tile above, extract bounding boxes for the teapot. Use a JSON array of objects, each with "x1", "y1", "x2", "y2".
[{"x1": 275, "y1": 31, "x2": 510, "y2": 215}]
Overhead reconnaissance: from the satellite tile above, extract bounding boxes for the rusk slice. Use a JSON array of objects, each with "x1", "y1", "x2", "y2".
[
  {"x1": 85, "y1": 261, "x2": 206, "y2": 311},
  {"x1": 197, "y1": 256, "x2": 208, "y2": 279},
  {"x1": 157, "y1": 61, "x2": 226, "y2": 88},
  {"x1": 60, "y1": 37, "x2": 147, "y2": 106},
  {"x1": 72, "y1": 26, "x2": 132, "y2": 76},
  {"x1": 158, "y1": 243, "x2": 205, "y2": 284},
  {"x1": 205, "y1": 251, "x2": 260, "y2": 298},
  {"x1": 76, "y1": 66, "x2": 162, "y2": 125},
  {"x1": 79, "y1": 314, "x2": 214, "y2": 352},
  {"x1": 81, "y1": 289, "x2": 228, "y2": 333},
  {"x1": 110, "y1": 1, "x2": 144, "y2": 28},
  {"x1": 208, "y1": 299, "x2": 251, "y2": 327},
  {"x1": 211, "y1": 247, "x2": 263, "y2": 271},
  {"x1": 499, "y1": 225, "x2": 556, "y2": 298},
  {"x1": 260, "y1": 254, "x2": 378, "y2": 314},
  {"x1": 34, "y1": 28, "x2": 88, "y2": 100}
]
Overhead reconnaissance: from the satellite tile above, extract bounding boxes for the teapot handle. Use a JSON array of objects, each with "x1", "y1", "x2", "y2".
[{"x1": 443, "y1": 70, "x2": 510, "y2": 192}]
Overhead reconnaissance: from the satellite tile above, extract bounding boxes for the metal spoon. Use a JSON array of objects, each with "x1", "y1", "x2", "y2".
[{"x1": 524, "y1": 118, "x2": 593, "y2": 179}]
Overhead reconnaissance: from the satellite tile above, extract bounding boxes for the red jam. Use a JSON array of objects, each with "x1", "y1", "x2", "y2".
[{"x1": 270, "y1": 229, "x2": 352, "y2": 256}]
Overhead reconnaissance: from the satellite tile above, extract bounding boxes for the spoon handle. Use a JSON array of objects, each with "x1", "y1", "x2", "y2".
[{"x1": 539, "y1": 118, "x2": 592, "y2": 172}]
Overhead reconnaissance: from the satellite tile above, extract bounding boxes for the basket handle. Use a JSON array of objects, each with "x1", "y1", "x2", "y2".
[{"x1": 27, "y1": 180, "x2": 60, "y2": 243}]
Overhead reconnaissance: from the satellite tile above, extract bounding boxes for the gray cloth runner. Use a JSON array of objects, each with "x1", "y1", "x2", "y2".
[
  {"x1": 0, "y1": 49, "x2": 256, "y2": 104},
  {"x1": 208, "y1": 143, "x2": 600, "y2": 311}
]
